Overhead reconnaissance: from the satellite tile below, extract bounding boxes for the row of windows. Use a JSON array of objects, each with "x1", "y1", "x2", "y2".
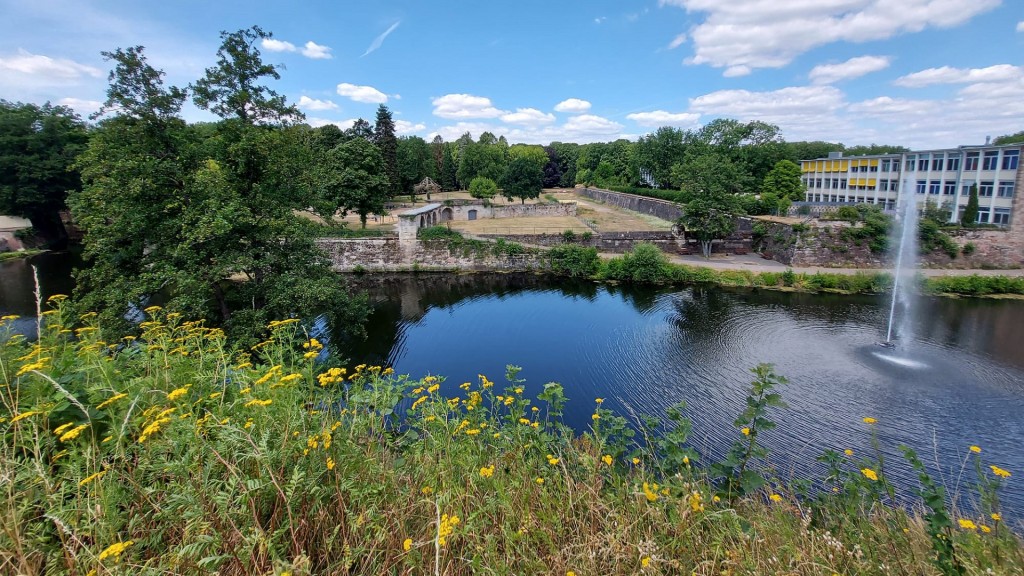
[
  {"x1": 805, "y1": 194, "x2": 894, "y2": 208},
  {"x1": 914, "y1": 180, "x2": 1016, "y2": 197},
  {"x1": 901, "y1": 150, "x2": 1020, "y2": 172},
  {"x1": 958, "y1": 206, "x2": 1012, "y2": 225}
]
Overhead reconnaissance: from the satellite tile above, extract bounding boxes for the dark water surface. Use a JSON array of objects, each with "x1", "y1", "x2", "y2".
[
  {"x1": 346, "y1": 273, "x2": 1024, "y2": 519},
  {"x1": 4, "y1": 255, "x2": 1024, "y2": 519}
]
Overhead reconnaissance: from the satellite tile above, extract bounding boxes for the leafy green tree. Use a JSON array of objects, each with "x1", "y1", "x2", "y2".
[
  {"x1": 681, "y1": 193, "x2": 741, "y2": 259},
  {"x1": 0, "y1": 100, "x2": 88, "y2": 247},
  {"x1": 346, "y1": 118, "x2": 373, "y2": 141},
  {"x1": 468, "y1": 176, "x2": 497, "y2": 200},
  {"x1": 671, "y1": 152, "x2": 745, "y2": 196},
  {"x1": 635, "y1": 126, "x2": 687, "y2": 188},
  {"x1": 324, "y1": 137, "x2": 389, "y2": 228},
  {"x1": 844, "y1": 144, "x2": 908, "y2": 155},
  {"x1": 992, "y1": 131, "x2": 1024, "y2": 145},
  {"x1": 457, "y1": 141, "x2": 507, "y2": 189},
  {"x1": 508, "y1": 144, "x2": 548, "y2": 173},
  {"x1": 761, "y1": 160, "x2": 804, "y2": 200},
  {"x1": 430, "y1": 135, "x2": 445, "y2": 178},
  {"x1": 961, "y1": 184, "x2": 979, "y2": 227},
  {"x1": 373, "y1": 104, "x2": 400, "y2": 197},
  {"x1": 502, "y1": 156, "x2": 543, "y2": 204},
  {"x1": 396, "y1": 135, "x2": 434, "y2": 198}
]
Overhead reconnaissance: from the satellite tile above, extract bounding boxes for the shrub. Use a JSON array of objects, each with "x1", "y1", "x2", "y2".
[
  {"x1": 418, "y1": 226, "x2": 462, "y2": 241},
  {"x1": 619, "y1": 243, "x2": 670, "y2": 283},
  {"x1": 547, "y1": 245, "x2": 600, "y2": 278},
  {"x1": 962, "y1": 242, "x2": 976, "y2": 256},
  {"x1": 469, "y1": 176, "x2": 498, "y2": 200},
  {"x1": 561, "y1": 230, "x2": 577, "y2": 243}
]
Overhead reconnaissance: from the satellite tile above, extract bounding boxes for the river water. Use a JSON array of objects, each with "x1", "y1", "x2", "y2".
[{"x1": 4, "y1": 255, "x2": 1024, "y2": 518}]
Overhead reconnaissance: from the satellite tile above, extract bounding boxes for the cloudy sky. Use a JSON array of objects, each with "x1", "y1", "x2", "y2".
[{"x1": 1, "y1": 0, "x2": 1022, "y2": 148}]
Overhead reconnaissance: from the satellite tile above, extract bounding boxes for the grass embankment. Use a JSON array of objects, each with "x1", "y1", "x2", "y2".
[
  {"x1": 2, "y1": 304, "x2": 1022, "y2": 575},
  {"x1": 548, "y1": 243, "x2": 1024, "y2": 298},
  {"x1": 0, "y1": 249, "x2": 44, "y2": 262}
]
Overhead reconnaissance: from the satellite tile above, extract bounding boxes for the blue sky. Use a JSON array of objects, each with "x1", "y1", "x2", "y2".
[{"x1": 1, "y1": 0, "x2": 1022, "y2": 149}]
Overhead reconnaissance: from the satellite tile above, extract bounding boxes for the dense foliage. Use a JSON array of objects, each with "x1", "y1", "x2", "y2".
[{"x1": 2, "y1": 308, "x2": 1020, "y2": 575}]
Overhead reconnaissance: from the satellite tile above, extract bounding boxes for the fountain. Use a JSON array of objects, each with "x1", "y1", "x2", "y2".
[{"x1": 873, "y1": 187, "x2": 928, "y2": 368}]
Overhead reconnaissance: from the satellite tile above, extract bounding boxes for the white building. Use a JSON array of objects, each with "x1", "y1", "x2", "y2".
[{"x1": 801, "y1": 143, "x2": 1022, "y2": 225}]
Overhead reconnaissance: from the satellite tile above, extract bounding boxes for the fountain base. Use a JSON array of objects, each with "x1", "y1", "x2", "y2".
[{"x1": 877, "y1": 341, "x2": 897, "y2": 349}]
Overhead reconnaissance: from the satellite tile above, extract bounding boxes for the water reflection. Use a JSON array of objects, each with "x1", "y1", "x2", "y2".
[{"x1": 346, "y1": 273, "x2": 1024, "y2": 517}]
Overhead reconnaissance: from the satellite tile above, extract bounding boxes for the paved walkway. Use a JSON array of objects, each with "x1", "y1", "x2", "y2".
[{"x1": 663, "y1": 253, "x2": 1024, "y2": 277}]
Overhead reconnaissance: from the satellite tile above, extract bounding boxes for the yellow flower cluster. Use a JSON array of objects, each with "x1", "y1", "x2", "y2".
[
  {"x1": 167, "y1": 385, "x2": 191, "y2": 401},
  {"x1": 243, "y1": 398, "x2": 272, "y2": 408},
  {"x1": 266, "y1": 318, "x2": 300, "y2": 330},
  {"x1": 642, "y1": 482, "x2": 659, "y2": 502},
  {"x1": 601, "y1": 454, "x2": 613, "y2": 466},
  {"x1": 98, "y1": 540, "x2": 134, "y2": 561},
  {"x1": 770, "y1": 493, "x2": 783, "y2": 503},
  {"x1": 254, "y1": 365, "x2": 282, "y2": 386},
  {"x1": 96, "y1": 393, "x2": 128, "y2": 410},
  {"x1": 861, "y1": 468, "x2": 878, "y2": 481},
  {"x1": 479, "y1": 465, "x2": 495, "y2": 478},
  {"x1": 139, "y1": 407, "x2": 176, "y2": 443},
  {"x1": 317, "y1": 367, "x2": 347, "y2": 387},
  {"x1": 688, "y1": 490, "x2": 704, "y2": 512},
  {"x1": 9, "y1": 410, "x2": 41, "y2": 424},
  {"x1": 59, "y1": 424, "x2": 89, "y2": 443},
  {"x1": 990, "y1": 465, "x2": 1012, "y2": 478},
  {"x1": 438, "y1": 513, "x2": 460, "y2": 547},
  {"x1": 546, "y1": 454, "x2": 559, "y2": 466},
  {"x1": 80, "y1": 470, "x2": 107, "y2": 486}
]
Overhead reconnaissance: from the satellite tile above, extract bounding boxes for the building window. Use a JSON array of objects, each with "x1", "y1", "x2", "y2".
[
  {"x1": 998, "y1": 181, "x2": 1015, "y2": 197},
  {"x1": 931, "y1": 155, "x2": 944, "y2": 171},
  {"x1": 1003, "y1": 150, "x2": 1019, "y2": 170},
  {"x1": 979, "y1": 181, "x2": 994, "y2": 197},
  {"x1": 880, "y1": 180, "x2": 889, "y2": 191},
  {"x1": 840, "y1": 180, "x2": 847, "y2": 190},
  {"x1": 890, "y1": 180, "x2": 899, "y2": 191},
  {"x1": 928, "y1": 181, "x2": 941, "y2": 195},
  {"x1": 978, "y1": 210, "x2": 990, "y2": 224},
  {"x1": 961, "y1": 183, "x2": 975, "y2": 196},
  {"x1": 982, "y1": 151, "x2": 999, "y2": 170},
  {"x1": 965, "y1": 152, "x2": 979, "y2": 171},
  {"x1": 906, "y1": 155, "x2": 916, "y2": 169},
  {"x1": 917, "y1": 154, "x2": 929, "y2": 171},
  {"x1": 943, "y1": 183, "x2": 956, "y2": 195},
  {"x1": 892, "y1": 161, "x2": 900, "y2": 172},
  {"x1": 833, "y1": 178, "x2": 839, "y2": 188},
  {"x1": 946, "y1": 155, "x2": 960, "y2": 171},
  {"x1": 881, "y1": 159, "x2": 891, "y2": 172},
  {"x1": 815, "y1": 178, "x2": 822, "y2": 188},
  {"x1": 824, "y1": 179, "x2": 831, "y2": 189},
  {"x1": 869, "y1": 164, "x2": 878, "y2": 172},
  {"x1": 994, "y1": 208, "x2": 1011, "y2": 226},
  {"x1": 916, "y1": 180, "x2": 927, "y2": 194}
]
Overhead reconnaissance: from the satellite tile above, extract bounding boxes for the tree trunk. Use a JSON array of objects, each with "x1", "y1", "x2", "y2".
[
  {"x1": 701, "y1": 240, "x2": 713, "y2": 259},
  {"x1": 212, "y1": 282, "x2": 232, "y2": 323},
  {"x1": 28, "y1": 211, "x2": 69, "y2": 250}
]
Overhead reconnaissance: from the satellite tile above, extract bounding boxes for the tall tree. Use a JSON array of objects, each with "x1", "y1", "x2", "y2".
[
  {"x1": 681, "y1": 193, "x2": 741, "y2": 259},
  {"x1": 346, "y1": 118, "x2": 373, "y2": 141},
  {"x1": 502, "y1": 156, "x2": 543, "y2": 204},
  {"x1": 440, "y1": 143, "x2": 458, "y2": 191},
  {"x1": 396, "y1": 135, "x2": 434, "y2": 198},
  {"x1": 760, "y1": 160, "x2": 804, "y2": 200},
  {"x1": 373, "y1": 104, "x2": 400, "y2": 197},
  {"x1": 0, "y1": 101, "x2": 88, "y2": 247},
  {"x1": 324, "y1": 137, "x2": 389, "y2": 228},
  {"x1": 430, "y1": 135, "x2": 445, "y2": 178},
  {"x1": 542, "y1": 146, "x2": 563, "y2": 188},
  {"x1": 962, "y1": 184, "x2": 979, "y2": 227}
]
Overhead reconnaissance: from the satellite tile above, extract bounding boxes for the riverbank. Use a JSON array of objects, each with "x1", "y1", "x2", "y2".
[
  {"x1": 2, "y1": 309, "x2": 1020, "y2": 575},
  {"x1": 0, "y1": 249, "x2": 43, "y2": 262}
]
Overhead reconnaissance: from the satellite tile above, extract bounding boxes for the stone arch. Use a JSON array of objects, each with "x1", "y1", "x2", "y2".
[
  {"x1": 441, "y1": 207, "x2": 453, "y2": 222},
  {"x1": 419, "y1": 215, "x2": 426, "y2": 228}
]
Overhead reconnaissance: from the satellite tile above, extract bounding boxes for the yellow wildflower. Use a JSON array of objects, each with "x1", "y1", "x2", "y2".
[
  {"x1": 958, "y1": 519, "x2": 977, "y2": 530},
  {"x1": 54, "y1": 422, "x2": 75, "y2": 435},
  {"x1": 166, "y1": 386, "x2": 190, "y2": 401},
  {"x1": 641, "y1": 557, "x2": 651, "y2": 568},
  {"x1": 990, "y1": 465, "x2": 1011, "y2": 478},
  {"x1": 80, "y1": 470, "x2": 107, "y2": 486},
  {"x1": 535, "y1": 477, "x2": 544, "y2": 485},
  {"x1": 632, "y1": 457, "x2": 640, "y2": 465},
  {"x1": 279, "y1": 373, "x2": 302, "y2": 383},
  {"x1": 861, "y1": 468, "x2": 878, "y2": 481},
  {"x1": 421, "y1": 486, "x2": 433, "y2": 495},
  {"x1": 547, "y1": 455, "x2": 559, "y2": 466},
  {"x1": 863, "y1": 417, "x2": 877, "y2": 424},
  {"x1": 327, "y1": 457, "x2": 335, "y2": 470},
  {"x1": 991, "y1": 513, "x2": 1001, "y2": 522},
  {"x1": 844, "y1": 449, "x2": 854, "y2": 456},
  {"x1": 689, "y1": 491, "x2": 704, "y2": 512},
  {"x1": 139, "y1": 417, "x2": 171, "y2": 443},
  {"x1": 770, "y1": 493, "x2": 782, "y2": 503},
  {"x1": 8, "y1": 407, "x2": 40, "y2": 422},
  {"x1": 595, "y1": 398, "x2": 604, "y2": 404},
  {"x1": 438, "y1": 513, "x2": 460, "y2": 547},
  {"x1": 479, "y1": 465, "x2": 495, "y2": 478},
  {"x1": 465, "y1": 428, "x2": 481, "y2": 436},
  {"x1": 642, "y1": 482, "x2": 659, "y2": 502},
  {"x1": 427, "y1": 384, "x2": 440, "y2": 394},
  {"x1": 601, "y1": 454, "x2": 613, "y2": 466},
  {"x1": 403, "y1": 538, "x2": 412, "y2": 552},
  {"x1": 741, "y1": 427, "x2": 750, "y2": 436},
  {"x1": 981, "y1": 524, "x2": 992, "y2": 533},
  {"x1": 591, "y1": 413, "x2": 600, "y2": 421},
  {"x1": 209, "y1": 392, "x2": 221, "y2": 399},
  {"x1": 303, "y1": 351, "x2": 319, "y2": 360},
  {"x1": 970, "y1": 445, "x2": 981, "y2": 453},
  {"x1": 243, "y1": 398, "x2": 272, "y2": 408},
  {"x1": 98, "y1": 540, "x2": 134, "y2": 561},
  {"x1": 96, "y1": 393, "x2": 128, "y2": 410},
  {"x1": 59, "y1": 424, "x2": 89, "y2": 443}
]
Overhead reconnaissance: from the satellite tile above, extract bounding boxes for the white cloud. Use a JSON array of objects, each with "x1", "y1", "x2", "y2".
[
  {"x1": 501, "y1": 108, "x2": 556, "y2": 126},
  {"x1": 336, "y1": 83, "x2": 389, "y2": 104},
  {"x1": 626, "y1": 110, "x2": 701, "y2": 127},
  {"x1": 553, "y1": 98, "x2": 592, "y2": 113},
  {"x1": 687, "y1": 85, "x2": 852, "y2": 140},
  {"x1": 1017, "y1": 21, "x2": 1024, "y2": 32},
  {"x1": 595, "y1": 17, "x2": 607, "y2": 24},
  {"x1": 810, "y1": 55, "x2": 891, "y2": 84},
  {"x1": 722, "y1": 65, "x2": 751, "y2": 77},
  {"x1": 431, "y1": 94, "x2": 504, "y2": 119},
  {"x1": 0, "y1": 49, "x2": 102, "y2": 81},
  {"x1": 893, "y1": 64, "x2": 1023, "y2": 87},
  {"x1": 307, "y1": 117, "x2": 357, "y2": 130},
  {"x1": 297, "y1": 96, "x2": 338, "y2": 111},
  {"x1": 667, "y1": 33, "x2": 687, "y2": 50},
  {"x1": 661, "y1": 0, "x2": 1001, "y2": 75},
  {"x1": 847, "y1": 96, "x2": 938, "y2": 116},
  {"x1": 363, "y1": 21, "x2": 401, "y2": 57},
  {"x1": 395, "y1": 119, "x2": 427, "y2": 134},
  {"x1": 428, "y1": 113, "x2": 627, "y2": 145},
  {"x1": 562, "y1": 114, "x2": 624, "y2": 136},
  {"x1": 57, "y1": 97, "x2": 103, "y2": 115},
  {"x1": 261, "y1": 38, "x2": 297, "y2": 53},
  {"x1": 302, "y1": 41, "x2": 332, "y2": 60}
]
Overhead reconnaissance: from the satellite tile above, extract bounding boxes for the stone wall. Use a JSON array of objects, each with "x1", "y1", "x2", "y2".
[
  {"x1": 316, "y1": 237, "x2": 546, "y2": 272},
  {"x1": 491, "y1": 203, "x2": 576, "y2": 219},
  {"x1": 577, "y1": 187, "x2": 682, "y2": 222},
  {"x1": 475, "y1": 230, "x2": 688, "y2": 254}
]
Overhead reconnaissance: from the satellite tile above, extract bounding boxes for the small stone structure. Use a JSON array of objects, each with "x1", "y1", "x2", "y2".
[{"x1": 396, "y1": 201, "x2": 577, "y2": 242}]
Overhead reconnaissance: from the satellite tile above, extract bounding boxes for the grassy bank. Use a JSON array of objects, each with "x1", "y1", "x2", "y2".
[
  {"x1": 0, "y1": 249, "x2": 44, "y2": 262},
  {"x1": 2, "y1": 304, "x2": 1021, "y2": 575},
  {"x1": 548, "y1": 243, "x2": 1024, "y2": 298}
]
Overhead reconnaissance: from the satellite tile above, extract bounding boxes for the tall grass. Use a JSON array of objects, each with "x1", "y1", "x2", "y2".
[{"x1": 1, "y1": 303, "x2": 1021, "y2": 575}]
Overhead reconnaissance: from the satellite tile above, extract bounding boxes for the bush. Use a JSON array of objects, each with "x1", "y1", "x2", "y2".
[
  {"x1": 418, "y1": 226, "x2": 462, "y2": 241},
  {"x1": 562, "y1": 230, "x2": 577, "y2": 243},
  {"x1": 835, "y1": 206, "x2": 860, "y2": 223},
  {"x1": 962, "y1": 242, "x2": 976, "y2": 256},
  {"x1": 469, "y1": 176, "x2": 498, "y2": 200},
  {"x1": 546, "y1": 245, "x2": 600, "y2": 278},
  {"x1": 617, "y1": 243, "x2": 671, "y2": 283}
]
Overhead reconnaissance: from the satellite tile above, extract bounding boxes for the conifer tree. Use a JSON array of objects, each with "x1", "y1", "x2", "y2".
[
  {"x1": 961, "y1": 183, "x2": 979, "y2": 227},
  {"x1": 373, "y1": 104, "x2": 400, "y2": 197}
]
